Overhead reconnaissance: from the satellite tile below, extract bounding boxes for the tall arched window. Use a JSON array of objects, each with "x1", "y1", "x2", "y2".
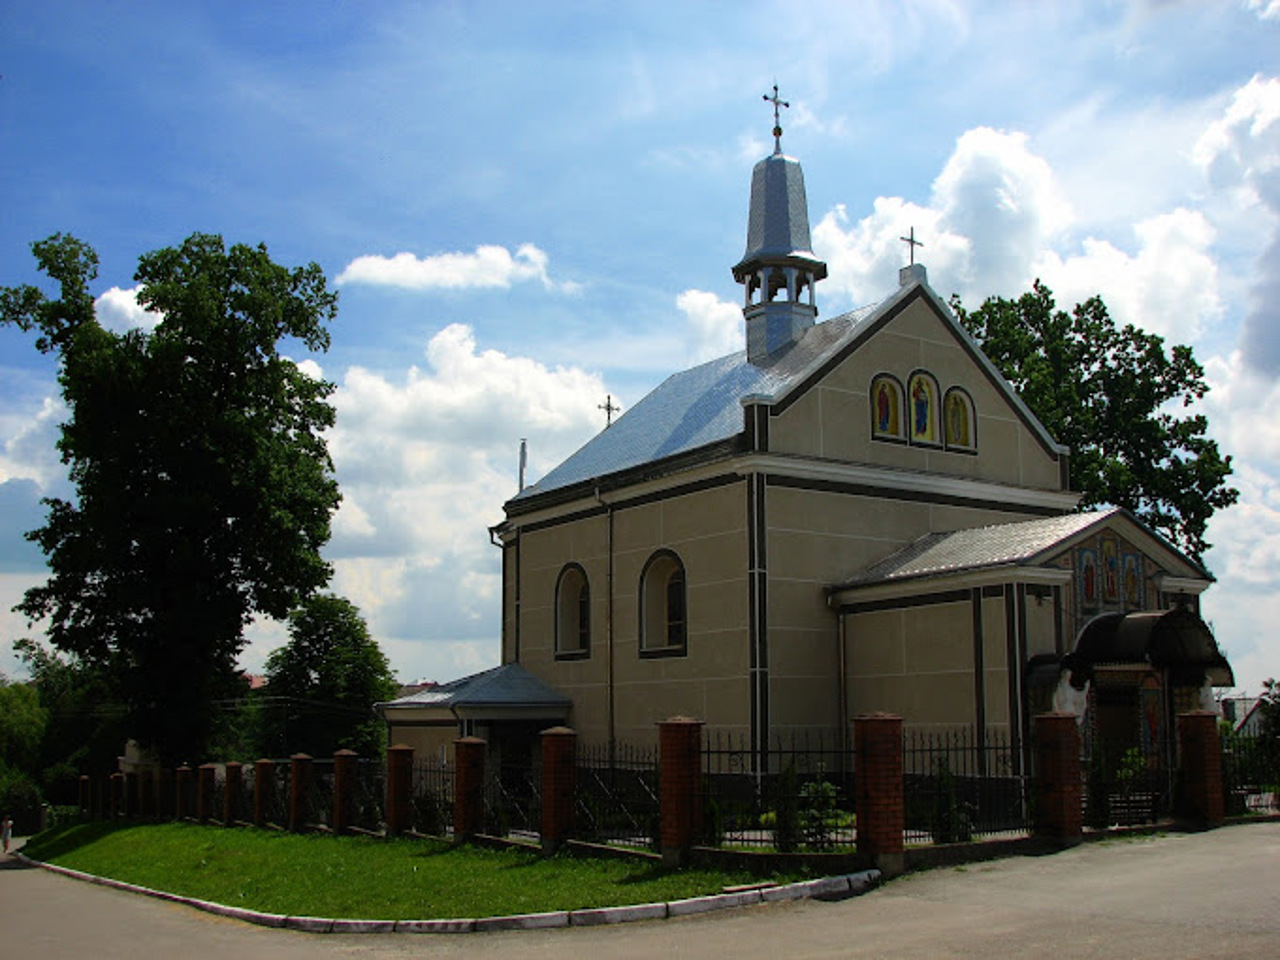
[
  {"x1": 555, "y1": 563, "x2": 590, "y2": 659},
  {"x1": 870, "y1": 374, "x2": 906, "y2": 442},
  {"x1": 640, "y1": 550, "x2": 687, "y2": 658},
  {"x1": 907, "y1": 370, "x2": 942, "y2": 446},
  {"x1": 943, "y1": 386, "x2": 977, "y2": 452}
]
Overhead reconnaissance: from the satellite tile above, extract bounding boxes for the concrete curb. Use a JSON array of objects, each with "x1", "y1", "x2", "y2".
[{"x1": 16, "y1": 852, "x2": 880, "y2": 934}]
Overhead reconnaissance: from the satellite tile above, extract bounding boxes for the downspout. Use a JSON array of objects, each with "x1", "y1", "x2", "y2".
[
  {"x1": 594, "y1": 485, "x2": 616, "y2": 752},
  {"x1": 837, "y1": 608, "x2": 848, "y2": 759}
]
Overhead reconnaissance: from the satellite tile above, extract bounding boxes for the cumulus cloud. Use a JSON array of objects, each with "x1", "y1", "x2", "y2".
[
  {"x1": 94, "y1": 285, "x2": 162, "y2": 332},
  {"x1": 336, "y1": 243, "x2": 580, "y2": 293},
  {"x1": 1246, "y1": 0, "x2": 1280, "y2": 21},
  {"x1": 1193, "y1": 75, "x2": 1280, "y2": 373},
  {"x1": 677, "y1": 289, "x2": 743, "y2": 362}
]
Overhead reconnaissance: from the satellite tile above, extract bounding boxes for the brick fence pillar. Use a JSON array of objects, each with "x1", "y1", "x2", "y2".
[
  {"x1": 289, "y1": 754, "x2": 313, "y2": 832},
  {"x1": 659, "y1": 717, "x2": 703, "y2": 868},
  {"x1": 332, "y1": 749, "x2": 357, "y2": 834},
  {"x1": 223, "y1": 762, "x2": 242, "y2": 826},
  {"x1": 1178, "y1": 710, "x2": 1224, "y2": 827},
  {"x1": 253, "y1": 759, "x2": 274, "y2": 828},
  {"x1": 1033, "y1": 712, "x2": 1083, "y2": 844},
  {"x1": 385, "y1": 744, "x2": 414, "y2": 837},
  {"x1": 78, "y1": 775, "x2": 90, "y2": 816},
  {"x1": 109, "y1": 773, "x2": 123, "y2": 819},
  {"x1": 197, "y1": 764, "x2": 216, "y2": 822},
  {"x1": 854, "y1": 713, "x2": 904, "y2": 877},
  {"x1": 540, "y1": 727, "x2": 578, "y2": 853},
  {"x1": 453, "y1": 737, "x2": 486, "y2": 842},
  {"x1": 175, "y1": 766, "x2": 191, "y2": 819}
]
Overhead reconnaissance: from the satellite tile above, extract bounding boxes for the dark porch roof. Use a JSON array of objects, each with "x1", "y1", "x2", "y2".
[
  {"x1": 1063, "y1": 608, "x2": 1234, "y2": 687},
  {"x1": 378, "y1": 663, "x2": 571, "y2": 712}
]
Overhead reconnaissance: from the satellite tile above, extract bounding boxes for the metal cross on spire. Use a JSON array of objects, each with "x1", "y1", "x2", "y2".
[
  {"x1": 900, "y1": 226, "x2": 924, "y2": 265},
  {"x1": 763, "y1": 83, "x2": 789, "y2": 154},
  {"x1": 598, "y1": 394, "x2": 620, "y2": 428}
]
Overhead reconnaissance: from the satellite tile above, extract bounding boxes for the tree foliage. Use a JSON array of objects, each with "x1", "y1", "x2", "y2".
[
  {"x1": 1, "y1": 233, "x2": 341, "y2": 764},
  {"x1": 951, "y1": 281, "x2": 1237, "y2": 561},
  {"x1": 262, "y1": 594, "x2": 397, "y2": 758}
]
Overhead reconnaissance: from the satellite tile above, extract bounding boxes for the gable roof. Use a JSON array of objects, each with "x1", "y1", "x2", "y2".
[
  {"x1": 829, "y1": 506, "x2": 1212, "y2": 592},
  {"x1": 378, "y1": 662, "x2": 571, "y2": 711},
  {"x1": 508, "y1": 272, "x2": 1066, "y2": 511}
]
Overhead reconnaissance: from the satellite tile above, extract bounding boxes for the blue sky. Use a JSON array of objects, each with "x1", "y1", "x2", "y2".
[{"x1": 2, "y1": 1, "x2": 1279, "y2": 695}]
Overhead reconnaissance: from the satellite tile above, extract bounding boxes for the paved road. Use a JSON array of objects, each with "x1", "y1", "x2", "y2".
[{"x1": 3, "y1": 823, "x2": 1278, "y2": 959}]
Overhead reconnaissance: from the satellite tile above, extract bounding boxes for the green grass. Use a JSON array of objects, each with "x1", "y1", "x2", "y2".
[{"x1": 23, "y1": 822, "x2": 789, "y2": 920}]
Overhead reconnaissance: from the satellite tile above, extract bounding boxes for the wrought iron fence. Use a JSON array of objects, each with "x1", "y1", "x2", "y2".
[
  {"x1": 304, "y1": 759, "x2": 335, "y2": 830},
  {"x1": 483, "y1": 753, "x2": 541, "y2": 840},
  {"x1": 1221, "y1": 731, "x2": 1280, "y2": 816},
  {"x1": 266, "y1": 761, "x2": 290, "y2": 828},
  {"x1": 575, "y1": 741, "x2": 660, "y2": 849},
  {"x1": 700, "y1": 732, "x2": 856, "y2": 851},
  {"x1": 903, "y1": 727, "x2": 1031, "y2": 844},
  {"x1": 352, "y1": 759, "x2": 386, "y2": 832},
  {"x1": 1082, "y1": 736, "x2": 1172, "y2": 829},
  {"x1": 409, "y1": 758, "x2": 454, "y2": 836}
]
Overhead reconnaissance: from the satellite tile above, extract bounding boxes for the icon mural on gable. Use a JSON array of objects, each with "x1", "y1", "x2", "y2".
[
  {"x1": 1101, "y1": 538, "x2": 1119, "y2": 603},
  {"x1": 1123, "y1": 554, "x2": 1142, "y2": 608},
  {"x1": 1079, "y1": 548, "x2": 1099, "y2": 610}
]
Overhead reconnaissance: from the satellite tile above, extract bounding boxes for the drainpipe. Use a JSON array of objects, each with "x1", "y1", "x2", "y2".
[
  {"x1": 594, "y1": 486, "x2": 616, "y2": 753},
  {"x1": 837, "y1": 609, "x2": 849, "y2": 760}
]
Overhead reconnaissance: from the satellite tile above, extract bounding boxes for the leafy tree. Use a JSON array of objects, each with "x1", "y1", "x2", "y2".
[
  {"x1": 262, "y1": 594, "x2": 397, "y2": 758},
  {"x1": 0, "y1": 674, "x2": 48, "y2": 833},
  {"x1": 951, "y1": 281, "x2": 1237, "y2": 561},
  {"x1": 1, "y1": 233, "x2": 341, "y2": 764}
]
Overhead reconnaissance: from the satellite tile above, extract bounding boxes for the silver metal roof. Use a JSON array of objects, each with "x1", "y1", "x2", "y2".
[
  {"x1": 379, "y1": 662, "x2": 571, "y2": 710},
  {"x1": 836, "y1": 509, "x2": 1121, "y2": 587},
  {"x1": 735, "y1": 153, "x2": 822, "y2": 268},
  {"x1": 512, "y1": 303, "x2": 878, "y2": 501}
]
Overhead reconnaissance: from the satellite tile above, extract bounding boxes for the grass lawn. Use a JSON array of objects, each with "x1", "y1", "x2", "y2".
[{"x1": 24, "y1": 821, "x2": 793, "y2": 920}]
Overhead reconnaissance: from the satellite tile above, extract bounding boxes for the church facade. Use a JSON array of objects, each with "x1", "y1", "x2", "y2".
[{"x1": 386, "y1": 118, "x2": 1231, "y2": 774}]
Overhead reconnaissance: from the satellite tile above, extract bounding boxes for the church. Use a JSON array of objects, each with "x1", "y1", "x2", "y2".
[{"x1": 381, "y1": 101, "x2": 1232, "y2": 774}]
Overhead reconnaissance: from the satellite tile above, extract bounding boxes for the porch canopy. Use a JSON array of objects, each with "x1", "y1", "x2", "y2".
[{"x1": 1063, "y1": 607, "x2": 1234, "y2": 688}]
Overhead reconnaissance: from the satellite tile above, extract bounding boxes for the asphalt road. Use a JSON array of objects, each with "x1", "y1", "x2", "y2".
[{"x1": 3, "y1": 823, "x2": 1278, "y2": 959}]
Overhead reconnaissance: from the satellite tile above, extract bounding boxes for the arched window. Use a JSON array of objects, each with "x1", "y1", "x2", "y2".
[
  {"x1": 870, "y1": 374, "x2": 906, "y2": 442},
  {"x1": 943, "y1": 387, "x2": 977, "y2": 452},
  {"x1": 907, "y1": 371, "x2": 942, "y2": 446},
  {"x1": 555, "y1": 564, "x2": 590, "y2": 659},
  {"x1": 640, "y1": 550, "x2": 687, "y2": 657}
]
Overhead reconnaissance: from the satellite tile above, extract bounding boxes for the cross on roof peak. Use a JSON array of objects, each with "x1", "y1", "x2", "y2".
[
  {"x1": 598, "y1": 394, "x2": 620, "y2": 428},
  {"x1": 900, "y1": 226, "x2": 924, "y2": 266},
  {"x1": 763, "y1": 83, "x2": 789, "y2": 154}
]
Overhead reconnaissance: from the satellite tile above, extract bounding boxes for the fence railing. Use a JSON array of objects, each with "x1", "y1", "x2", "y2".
[
  {"x1": 576, "y1": 741, "x2": 660, "y2": 849},
  {"x1": 1083, "y1": 737, "x2": 1172, "y2": 829},
  {"x1": 1221, "y1": 731, "x2": 1280, "y2": 816},
  {"x1": 903, "y1": 727, "x2": 1031, "y2": 844},
  {"x1": 409, "y1": 757, "x2": 454, "y2": 836},
  {"x1": 483, "y1": 756, "x2": 541, "y2": 840}
]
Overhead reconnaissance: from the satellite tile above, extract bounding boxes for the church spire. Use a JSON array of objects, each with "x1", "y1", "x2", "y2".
[{"x1": 732, "y1": 85, "x2": 828, "y2": 365}]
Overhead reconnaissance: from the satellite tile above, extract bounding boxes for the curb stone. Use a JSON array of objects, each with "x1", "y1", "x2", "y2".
[{"x1": 16, "y1": 852, "x2": 878, "y2": 933}]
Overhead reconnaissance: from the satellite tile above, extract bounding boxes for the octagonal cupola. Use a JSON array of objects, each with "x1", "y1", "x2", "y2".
[{"x1": 732, "y1": 86, "x2": 828, "y2": 365}]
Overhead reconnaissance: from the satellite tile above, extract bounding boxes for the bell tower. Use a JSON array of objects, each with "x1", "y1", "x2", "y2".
[{"x1": 732, "y1": 85, "x2": 828, "y2": 365}]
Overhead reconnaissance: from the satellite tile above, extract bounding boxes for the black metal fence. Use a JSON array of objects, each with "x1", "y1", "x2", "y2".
[
  {"x1": 483, "y1": 753, "x2": 540, "y2": 840},
  {"x1": 575, "y1": 741, "x2": 660, "y2": 849},
  {"x1": 408, "y1": 757, "x2": 454, "y2": 836},
  {"x1": 903, "y1": 727, "x2": 1031, "y2": 843},
  {"x1": 352, "y1": 758, "x2": 385, "y2": 832},
  {"x1": 1221, "y1": 731, "x2": 1280, "y2": 816},
  {"x1": 1083, "y1": 737, "x2": 1172, "y2": 829},
  {"x1": 701, "y1": 733, "x2": 857, "y2": 851}
]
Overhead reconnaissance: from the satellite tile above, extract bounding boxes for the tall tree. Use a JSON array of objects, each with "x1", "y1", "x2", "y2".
[
  {"x1": 1, "y1": 233, "x2": 341, "y2": 764},
  {"x1": 262, "y1": 595, "x2": 397, "y2": 758},
  {"x1": 952, "y1": 281, "x2": 1237, "y2": 562}
]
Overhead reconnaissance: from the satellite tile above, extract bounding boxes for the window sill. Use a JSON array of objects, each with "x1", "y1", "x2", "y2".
[
  {"x1": 640, "y1": 644, "x2": 687, "y2": 659},
  {"x1": 555, "y1": 649, "x2": 590, "y2": 662}
]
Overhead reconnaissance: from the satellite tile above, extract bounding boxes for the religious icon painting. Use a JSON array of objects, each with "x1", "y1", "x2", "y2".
[
  {"x1": 870, "y1": 374, "x2": 905, "y2": 441},
  {"x1": 907, "y1": 371, "x2": 940, "y2": 445},
  {"x1": 1101, "y1": 538, "x2": 1119, "y2": 603},
  {"x1": 1079, "y1": 548, "x2": 1099, "y2": 611},
  {"x1": 943, "y1": 387, "x2": 976, "y2": 452},
  {"x1": 1123, "y1": 554, "x2": 1142, "y2": 608}
]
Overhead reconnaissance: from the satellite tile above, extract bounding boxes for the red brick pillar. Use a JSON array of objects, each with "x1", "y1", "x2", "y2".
[
  {"x1": 289, "y1": 754, "x2": 313, "y2": 832},
  {"x1": 453, "y1": 737, "x2": 486, "y2": 842},
  {"x1": 854, "y1": 713, "x2": 905, "y2": 877},
  {"x1": 109, "y1": 773, "x2": 123, "y2": 818},
  {"x1": 253, "y1": 759, "x2": 274, "y2": 827},
  {"x1": 1034, "y1": 713, "x2": 1083, "y2": 844},
  {"x1": 1178, "y1": 710, "x2": 1224, "y2": 827},
  {"x1": 78, "y1": 775, "x2": 90, "y2": 816},
  {"x1": 197, "y1": 764, "x2": 216, "y2": 822},
  {"x1": 223, "y1": 762, "x2": 242, "y2": 826},
  {"x1": 175, "y1": 766, "x2": 192, "y2": 819},
  {"x1": 385, "y1": 744, "x2": 414, "y2": 837},
  {"x1": 332, "y1": 749, "x2": 357, "y2": 834},
  {"x1": 659, "y1": 717, "x2": 703, "y2": 868},
  {"x1": 540, "y1": 727, "x2": 578, "y2": 852}
]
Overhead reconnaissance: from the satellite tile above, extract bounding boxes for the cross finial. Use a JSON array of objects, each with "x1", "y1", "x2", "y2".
[
  {"x1": 900, "y1": 227, "x2": 924, "y2": 266},
  {"x1": 598, "y1": 394, "x2": 620, "y2": 428},
  {"x1": 763, "y1": 83, "x2": 789, "y2": 154}
]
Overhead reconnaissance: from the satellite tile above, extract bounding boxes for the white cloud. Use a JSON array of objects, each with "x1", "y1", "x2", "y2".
[
  {"x1": 0, "y1": 394, "x2": 65, "y2": 490},
  {"x1": 677, "y1": 289, "x2": 743, "y2": 362},
  {"x1": 336, "y1": 243, "x2": 580, "y2": 293},
  {"x1": 94, "y1": 285, "x2": 162, "y2": 332},
  {"x1": 1246, "y1": 0, "x2": 1280, "y2": 21}
]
